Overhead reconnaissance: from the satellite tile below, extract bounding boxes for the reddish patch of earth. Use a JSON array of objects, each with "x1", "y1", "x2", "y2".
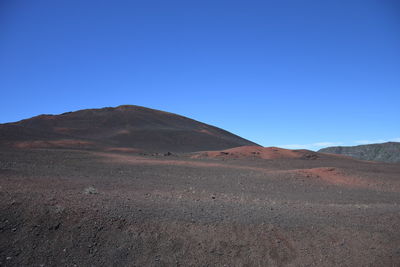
[
  {"x1": 103, "y1": 147, "x2": 143, "y2": 153},
  {"x1": 192, "y1": 146, "x2": 320, "y2": 160},
  {"x1": 8, "y1": 139, "x2": 97, "y2": 149},
  {"x1": 293, "y1": 167, "x2": 398, "y2": 192}
]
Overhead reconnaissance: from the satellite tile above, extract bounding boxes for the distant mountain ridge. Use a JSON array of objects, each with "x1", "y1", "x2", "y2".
[
  {"x1": 0, "y1": 105, "x2": 259, "y2": 152},
  {"x1": 318, "y1": 142, "x2": 400, "y2": 163}
]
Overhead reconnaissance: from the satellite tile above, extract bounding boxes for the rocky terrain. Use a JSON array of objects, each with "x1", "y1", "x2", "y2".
[
  {"x1": 1, "y1": 147, "x2": 400, "y2": 266},
  {"x1": 319, "y1": 142, "x2": 400, "y2": 163},
  {"x1": 0, "y1": 106, "x2": 399, "y2": 266}
]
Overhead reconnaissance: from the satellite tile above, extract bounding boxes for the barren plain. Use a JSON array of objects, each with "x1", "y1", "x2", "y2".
[{"x1": 1, "y1": 146, "x2": 400, "y2": 266}]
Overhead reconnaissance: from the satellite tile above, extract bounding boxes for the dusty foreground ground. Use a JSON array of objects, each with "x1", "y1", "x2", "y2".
[{"x1": 0, "y1": 148, "x2": 400, "y2": 266}]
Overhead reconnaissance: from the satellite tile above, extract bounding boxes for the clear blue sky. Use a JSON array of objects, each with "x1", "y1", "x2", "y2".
[{"x1": 1, "y1": 0, "x2": 399, "y2": 149}]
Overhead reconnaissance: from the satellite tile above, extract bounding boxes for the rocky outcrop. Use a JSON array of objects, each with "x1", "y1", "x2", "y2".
[{"x1": 319, "y1": 142, "x2": 400, "y2": 163}]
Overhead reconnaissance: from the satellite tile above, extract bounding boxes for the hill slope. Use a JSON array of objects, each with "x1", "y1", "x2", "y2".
[
  {"x1": 0, "y1": 105, "x2": 258, "y2": 152},
  {"x1": 318, "y1": 142, "x2": 400, "y2": 163}
]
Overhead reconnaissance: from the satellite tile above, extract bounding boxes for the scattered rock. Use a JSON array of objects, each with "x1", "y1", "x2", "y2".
[
  {"x1": 303, "y1": 153, "x2": 319, "y2": 160},
  {"x1": 84, "y1": 186, "x2": 98, "y2": 195},
  {"x1": 49, "y1": 222, "x2": 61, "y2": 230}
]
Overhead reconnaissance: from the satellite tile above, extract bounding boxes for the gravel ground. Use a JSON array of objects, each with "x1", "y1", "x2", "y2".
[{"x1": 0, "y1": 148, "x2": 399, "y2": 266}]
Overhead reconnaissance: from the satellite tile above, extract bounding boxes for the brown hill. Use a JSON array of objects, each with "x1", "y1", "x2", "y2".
[
  {"x1": 0, "y1": 105, "x2": 258, "y2": 152},
  {"x1": 192, "y1": 146, "x2": 321, "y2": 160}
]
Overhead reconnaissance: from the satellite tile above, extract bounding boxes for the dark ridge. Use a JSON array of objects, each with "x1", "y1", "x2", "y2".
[{"x1": 318, "y1": 142, "x2": 400, "y2": 163}]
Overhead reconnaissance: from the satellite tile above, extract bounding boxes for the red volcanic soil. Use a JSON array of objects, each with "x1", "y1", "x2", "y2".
[
  {"x1": 103, "y1": 147, "x2": 143, "y2": 153},
  {"x1": 8, "y1": 139, "x2": 97, "y2": 149},
  {"x1": 192, "y1": 146, "x2": 321, "y2": 160},
  {"x1": 1, "y1": 147, "x2": 400, "y2": 266}
]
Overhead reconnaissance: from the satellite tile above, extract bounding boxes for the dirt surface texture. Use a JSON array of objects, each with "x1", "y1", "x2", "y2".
[{"x1": 1, "y1": 147, "x2": 400, "y2": 266}]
